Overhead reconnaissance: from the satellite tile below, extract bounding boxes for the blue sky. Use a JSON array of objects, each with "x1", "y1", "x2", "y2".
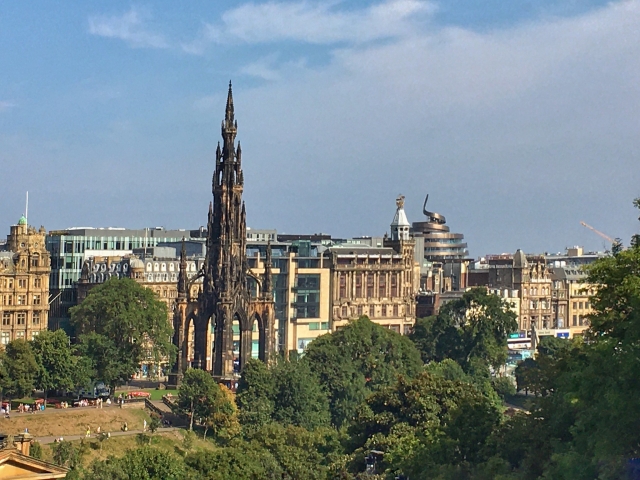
[{"x1": 1, "y1": 0, "x2": 639, "y2": 256}]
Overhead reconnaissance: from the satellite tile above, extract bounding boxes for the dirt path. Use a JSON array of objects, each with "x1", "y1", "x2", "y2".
[{"x1": 37, "y1": 427, "x2": 180, "y2": 445}]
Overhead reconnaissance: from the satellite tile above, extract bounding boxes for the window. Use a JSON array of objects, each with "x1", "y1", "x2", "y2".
[
  {"x1": 31, "y1": 256, "x2": 39, "y2": 267},
  {"x1": 321, "y1": 322, "x2": 329, "y2": 330},
  {"x1": 585, "y1": 302, "x2": 590, "y2": 309},
  {"x1": 339, "y1": 274, "x2": 346, "y2": 298},
  {"x1": 32, "y1": 331, "x2": 40, "y2": 340},
  {"x1": 369, "y1": 305, "x2": 375, "y2": 317},
  {"x1": 309, "y1": 322, "x2": 320, "y2": 330},
  {"x1": 16, "y1": 331, "x2": 24, "y2": 339},
  {"x1": 391, "y1": 275, "x2": 398, "y2": 297},
  {"x1": 403, "y1": 324, "x2": 412, "y2": 335},
  {"x1": 296, "y1": 275, "x2": 320, "y2": 318},
  {"x1": 573, "y1": 302, "x2": 577, "y2": 310},
  {"x1": 33, "y1": 294, "x2": 41, "y2": 305},
  {"x1": 357, "y1": 305, "x2": 363, "y2": 316},
  {"x1": 341, "y1": 306, "x2": 348, "y2": 317},
  {"x1": 7, "y1": 279, "x2": 13, "y2": 289},
  {"x1": 17, "y1": 312, "x2": 26, "y2": 325},
  {"x1": 379, "y1": 275, "x2": 386, "y2": 298},
  {"x1": 393, "y1": 304, "x2": 399, "y2": 317},
  {"x1": 389, "y1": 325, "x2": 400, "y2": 333},
  {"x1": 17, "y1": 295, "x2": 26, "y2": 305},
  {"x1": 34, "y1": 277, "x2": 42, "y2": 288},
  {"x1": 2, "y1": 313, "x2": 10, "y2": 326},
  {"x1": 32, "y1": 311, "x2": 40, "y2": 325},
  {"x1": 5, "y1": 295, "x2": 12, "y2": 306},
  {"x1": 382, "y1": 305, "x2": 387, "y2": 317},
  {"x1": 572, "y1": 315, "x2": 577, "y2": 326},
  {"x1": 1, "y1": 332, "x2": 9, "y2": 345},
  {"x1": 366, "y1": 274, "x2": 374, "y2": 298},
  {"x1": 355, "y1": 275, "x2": 362, "y2": 298},
  {"x1": 18, "y1": 279, "x2": 27, "y2": 288}
]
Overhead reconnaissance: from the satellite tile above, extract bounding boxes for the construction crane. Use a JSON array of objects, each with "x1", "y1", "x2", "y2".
[{"x1": 580, "y1": 221, "x2": 616, "y2": 244}]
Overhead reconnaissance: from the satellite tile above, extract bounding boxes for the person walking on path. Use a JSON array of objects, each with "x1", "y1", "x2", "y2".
[{"x1": 85, "y1": 426, "x2": 90, "y2": 438}]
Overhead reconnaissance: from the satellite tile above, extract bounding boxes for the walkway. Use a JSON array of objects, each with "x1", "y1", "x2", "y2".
[{"x1": 36, "y1": 427, "x2": 180, "y2": 445}]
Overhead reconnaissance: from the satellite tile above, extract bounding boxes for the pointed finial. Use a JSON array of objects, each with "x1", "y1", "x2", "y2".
[{"x1": 225, "y1": 80, "x2": 234, "y2": 122}]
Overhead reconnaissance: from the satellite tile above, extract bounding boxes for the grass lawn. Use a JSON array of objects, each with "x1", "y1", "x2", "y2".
[
  {"x1": 114, "y1": 388, "x2": 177, "y2": 401},
  {"x1": 2, "y1": 406, "x2": 151, "y2": 437},
  {"x1": 39, "y1": 429, "x2": 215, "y2": 467}
]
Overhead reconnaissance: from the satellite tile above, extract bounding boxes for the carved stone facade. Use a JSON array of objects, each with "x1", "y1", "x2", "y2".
[
  {"x1": 329, "y1": 197, "x2": 419, "y2": 335},
  {"x1": 0, "y1": 217, "x2": 50, "y2": 345},
  {"x1": 487, "y1": 250, "x2": 553, "y2": 332},
  {"x1": 170, "y1": 83, "x2": 275, "y2": 383}
]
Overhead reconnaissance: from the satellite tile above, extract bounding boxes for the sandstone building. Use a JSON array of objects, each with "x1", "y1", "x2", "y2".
[{"x1": 0, "y1": 217, "x2": 50, "y2": 346}]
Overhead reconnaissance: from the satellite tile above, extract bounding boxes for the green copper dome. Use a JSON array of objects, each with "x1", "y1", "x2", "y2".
[{"x1": 18, "y1": 215, "x2": 27, "y2": 225}]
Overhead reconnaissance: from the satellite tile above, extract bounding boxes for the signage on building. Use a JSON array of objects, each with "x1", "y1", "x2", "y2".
[{"x1": 537, "y1": 329, "x2": 554, "y2": 337}]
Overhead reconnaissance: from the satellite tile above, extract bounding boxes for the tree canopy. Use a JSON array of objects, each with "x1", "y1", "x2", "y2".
[
  {"x1": 31, "y1": 330, "x2": 88, "y2": 400},
  {"x1": 411, "y1": 287, "x2": 518, "y2": 370},
  {"x1": 70, "y1": 278, "x2": 175, "y2": 389},
  {"x1": 0, "y1": 339, "x2": 38, "y2": 399},
  {"x1": 303, "y1": 316, "x2": 423, "y2": 426}
]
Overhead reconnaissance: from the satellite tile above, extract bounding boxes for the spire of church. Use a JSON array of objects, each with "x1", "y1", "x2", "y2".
[{"x1": 225, "y1": 80, "x2": 234, "y2": 124}]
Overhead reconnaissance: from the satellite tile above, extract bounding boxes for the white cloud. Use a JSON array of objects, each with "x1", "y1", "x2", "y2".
[
  {"x1": 226, "y1": 0, "x2": 640, "y2": 253},
  {"x1": 88, "y1": 8, "x2": 168, "y2": 49},
  {"x1": 182, "y1": 0, "x2": 434, "y2": 53},
  {"x1": 0, "y1": 101, "x2": 16, "y2": 111}
]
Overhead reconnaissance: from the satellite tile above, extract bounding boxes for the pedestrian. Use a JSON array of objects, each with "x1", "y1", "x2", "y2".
[
  {"x1": 97, "y1": 426, "x2": 101, "y2": 434},
  {"x1": 143, "y1": 419, "x2": 147, "y2": 432},
  {"x1": 85, "y1": 426, "x2": 90, "y2": 438}
]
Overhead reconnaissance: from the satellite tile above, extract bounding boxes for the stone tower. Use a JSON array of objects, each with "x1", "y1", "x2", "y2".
[{"x1": 173, "y1": 83, "x2": 275, "y2": 381}]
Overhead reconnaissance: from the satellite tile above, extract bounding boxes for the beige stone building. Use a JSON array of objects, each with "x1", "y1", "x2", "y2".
[
  {"x1": 329, "y1": 196, "x2": 419, "y2": 335},
  {"x1": 0, "y1": 217, "x2": 50, "y2": 345},
  {"x1": 483, "y1": 250, "x2": 553, "y2": 333}
]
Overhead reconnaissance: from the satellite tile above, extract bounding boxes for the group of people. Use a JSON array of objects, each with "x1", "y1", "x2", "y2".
[{"x1": 16, "y1": 403, "x2": 44, "y2": 413}]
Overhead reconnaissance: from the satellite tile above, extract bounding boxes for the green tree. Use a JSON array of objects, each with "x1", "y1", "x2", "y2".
[
  {"x1": 148, "y1": 416, "x2": 161, "y2": 434},
  {"x1": 177, "y1": 368, "x2": 236, "y2": 436},
  {"x1": 303, "y1": 316, "x2": 422, "y2": 426},
  {"x1": 483, "y1": 197, "x2": 640, "y2": 479},
  {"x1": 272, "y1": 358, "x2": 331, "y2": 431},
  {"x1": 184, "y1": 443, "x2": 282, "y2": 480},
  {"x1": 0, "y1": 339, "x2": 38, "y2": 399},
  {"x1": 76, "y1": 332, "x2": 137, "y2": 393},
  {"x1": 52, "y1": 440, "x2": 85, "y2": 470},
  {"x1": 30, "y1": 441, "x2": 43, "y2": 460},
  {"x1": 236, "y1": 359, "x2": 275, "y2": 432},
  {"x1": 201, "y1": 383, "x2": 240, "y2": 440},
  {"x1": 244, "y1": 423, "x2": 344, "y2": 480},
  {"x1": 182, "y1": 430, "x2": 195, "y2": 452},
  {"x1": 70, "y1": 277, "x2": 175, "y2": 391},
  {"x1": 411, "y1": 288, "x2": 518, "y2": 370},
  {"x1": 177, "y1": 368, "x2": 214, "y2": 431},
  {"x1": 84, "y1": 446, "x2": 186, "y2": 480},
  {"x1": 31, "y1": 330, "x2": 82, "y2": 402},
  {"x1": 350, "y1": 371, "x2": 501, "y2": 478}
]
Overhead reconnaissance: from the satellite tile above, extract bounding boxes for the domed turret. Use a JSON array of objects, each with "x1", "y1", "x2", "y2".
[{"x1": 17, "y1": 215, "x2": 27, "y2": 226}]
